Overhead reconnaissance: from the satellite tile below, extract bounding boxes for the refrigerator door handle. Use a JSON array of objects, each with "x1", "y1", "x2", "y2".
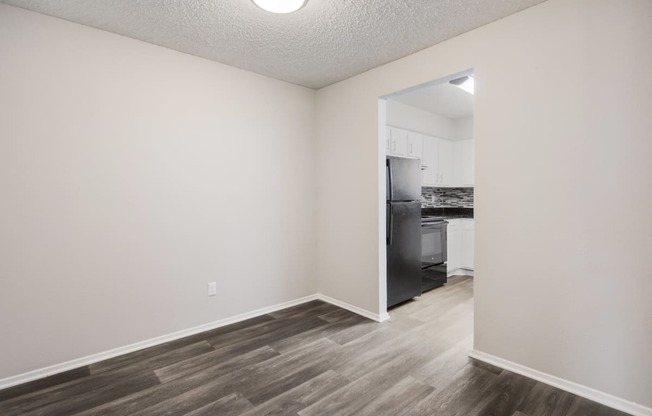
[
  {"x1": 387, "y1": 203, "x2": 393, "y2": 246},
  {"x1": 386, "y1": 159, "x2": 393, "y2": 201}
]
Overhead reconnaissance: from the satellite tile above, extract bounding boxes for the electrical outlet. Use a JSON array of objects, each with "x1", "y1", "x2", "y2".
[{"x1": 207, "y1": 282, "x2": 217, "y2": 297}]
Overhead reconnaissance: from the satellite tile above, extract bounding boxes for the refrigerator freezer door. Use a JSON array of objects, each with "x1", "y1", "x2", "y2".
[
  {"x1": 387, "y1": 156, "x2": 421, "y2": 202},
  {"x1": 387, "y1": 201, "x2": 422, "y2": 307}
]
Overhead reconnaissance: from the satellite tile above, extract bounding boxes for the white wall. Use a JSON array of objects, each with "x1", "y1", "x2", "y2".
[
  {"x1": 316, "y1": 0, "x2": 651, "y2": 409},
  {"x1": 386, "y1": 101, "x2": 473, "y2": 141},
  {"x1": 0, "y1": 5, "x2": 317, "y2": 380},
  {"x1": 386, "y1": 100, "x2": 458, "y2": 139},
  {"x1": 454, "y1": 116, "x2": 474, "y2": 140}
]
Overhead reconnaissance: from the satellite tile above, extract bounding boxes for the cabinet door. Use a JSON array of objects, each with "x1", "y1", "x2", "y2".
[
  {"x1": 386, "y1": 127, "x2": 391, "y2": 154},
  {"x1": 407, "y1": 132, "x2": 423, "y2": 160},
  {"x1": 421, "y1": 136, "x2": 438, "y2": 186},
  {"x1": 446, "y1": 220, "x2": 462, "y2": 272},
  {"x1": 461, "y1": 219, "x2": 474, "y2": 270},
  {"x1": 389, "y1": 127, "x2": 408, "y2": 156},
  {"x1": 438, "y1": 139, "x2": 454, "y2": 186},
  {"x1": 454, "y1": 139, "x2": 475, "y2": 186}
]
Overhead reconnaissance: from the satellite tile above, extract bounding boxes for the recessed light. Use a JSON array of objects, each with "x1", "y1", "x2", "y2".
[
  {"x1": 450, "y1": 76, "x2": 474, "y2": 95},
  {"x1": 252, "y1": 0, "x2": 307, "y2": 14}
]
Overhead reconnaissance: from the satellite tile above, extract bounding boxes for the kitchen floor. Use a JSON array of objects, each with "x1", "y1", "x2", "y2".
[{"x1": 0, "y1": 276, "x2": 629, "y2": 416}]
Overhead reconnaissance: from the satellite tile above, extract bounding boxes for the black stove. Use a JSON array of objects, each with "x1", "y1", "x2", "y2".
[
  {"x1": 421, "y1": 216, "x2": 446, "y2": 224},
  {"x1": 420, "y1": 216, "x2": 448, "y2": 292}
]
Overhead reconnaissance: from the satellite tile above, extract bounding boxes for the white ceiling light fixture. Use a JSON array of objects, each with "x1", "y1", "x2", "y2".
[
  {"x1": 450, "y1": 76, "x2": 474, "y2": 95},
  {"x1": 251, "y1": 0, "x2": 307, "y2": 14}
]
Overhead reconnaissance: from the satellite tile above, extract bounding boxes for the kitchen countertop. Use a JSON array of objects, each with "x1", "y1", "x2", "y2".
[{"x1": 422, "y1": 207, "x2": 473, "y2": 219}]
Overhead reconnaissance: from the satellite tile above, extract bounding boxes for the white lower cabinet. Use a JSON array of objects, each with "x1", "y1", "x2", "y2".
[
  {"x1": 461, "y1": 219, "x2": 474, "y2": 270},
  {"x1": 446, "y1": 220, "x2": 462, "y2": 272},
  {"x1": 447, "y1": 218, "x2": 474, "y2": 274}
]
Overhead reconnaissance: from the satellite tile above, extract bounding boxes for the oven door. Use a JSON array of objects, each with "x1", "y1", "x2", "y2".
[{"x1": 421, "y1": 221, "x2": 447, "y2": 268}]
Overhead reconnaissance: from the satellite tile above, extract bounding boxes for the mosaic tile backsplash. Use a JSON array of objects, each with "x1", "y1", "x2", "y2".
[{"x1": 421, "y1": 187, "x2": 474, "y2": 208}]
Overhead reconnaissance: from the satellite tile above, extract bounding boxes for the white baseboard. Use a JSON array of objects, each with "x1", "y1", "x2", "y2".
[
  {"x1": 448, "y1": 268, "x2": 474, "y2": 277},
  {"x1": 317, "y1": 293, "x2": 389, "y2": 322},
  {"x1": 469, "y1": 350, "x2": 652, "y2": 416},
  {"x1": 0, "y1": 294, "x2": 319, "y2": 391},
  {"x1": 0, "y1": 292, "x2": 388, "y2": 391}
]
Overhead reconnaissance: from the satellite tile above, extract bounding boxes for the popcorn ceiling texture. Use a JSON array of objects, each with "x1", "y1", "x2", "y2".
[{"x1": 1, "y1": 0, "x2": 546, "y2": 89}]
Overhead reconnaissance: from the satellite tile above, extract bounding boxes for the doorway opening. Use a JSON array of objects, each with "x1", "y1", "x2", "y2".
[{"x1": 378, "y1": 69, "x2": 475, "y2": 329}]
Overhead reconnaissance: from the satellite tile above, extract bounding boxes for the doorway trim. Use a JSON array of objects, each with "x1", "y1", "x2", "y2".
[{"x1": 377, "y1": 68, "x2": 475, "y2": 319}]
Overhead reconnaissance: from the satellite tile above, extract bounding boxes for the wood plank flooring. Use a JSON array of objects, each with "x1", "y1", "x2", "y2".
[{"x1": 0, "y1": 276, "x2": 632, "y2": 415}]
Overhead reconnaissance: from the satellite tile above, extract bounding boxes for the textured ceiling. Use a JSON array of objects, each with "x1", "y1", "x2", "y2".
[
  {"x1": 392, "y1": 82, "x2": 474, "y2": 119},
  {"x1": 1, "y1": 0, "x2": 547, "y2": 89}
]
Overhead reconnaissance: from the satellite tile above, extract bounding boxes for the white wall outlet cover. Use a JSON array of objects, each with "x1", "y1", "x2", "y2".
[{"x1": 207, "y1": 282, "x2": 217, "y2": 297}]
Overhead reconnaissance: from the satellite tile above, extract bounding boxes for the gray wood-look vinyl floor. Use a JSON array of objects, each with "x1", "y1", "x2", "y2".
[{"x1": 0, "y1": 276, "x2": 631, "y2": 416}]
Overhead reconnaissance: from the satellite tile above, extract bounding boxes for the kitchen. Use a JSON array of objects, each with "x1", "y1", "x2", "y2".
[{"x1": 385, "y1": 75, "x2": 475, "y2": 309}]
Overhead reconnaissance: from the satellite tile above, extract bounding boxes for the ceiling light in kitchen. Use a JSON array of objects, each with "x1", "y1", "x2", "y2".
[
  {"x1": 251, "y1": 0, "x2": 307, "y2": 14},
  {"x1": 450, "y1": 76, "x2": 474, "y2": 95}
]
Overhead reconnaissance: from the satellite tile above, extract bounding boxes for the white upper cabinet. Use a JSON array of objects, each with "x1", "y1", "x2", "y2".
[
  {"x1": 437, "y1": 139, "x2": 454, "y2": 186},
  {"x1": 386, "y1": 127, "x2": 391, "y2": 154},
  {"x1": 388, "y1": 127, "x2": 423, "y2": 161},
  {"x1": 419, "y1": 135, "x2": 457, "y2": 187},
  {"x1": 386, "y1": 126, "x2": 474, "y2": 187},
  {"x1": 454, "y1": 139, "x2": 475, "y2": 187},
  {"x1": 421, "y1": 136, "x2": 438, "y2": 186},
  {"x1": 387, "y1": 127, "x2": 408, "y2": 156},
  {"x1": 407, "y1": 133, "x2": 423, "y2": 159}
]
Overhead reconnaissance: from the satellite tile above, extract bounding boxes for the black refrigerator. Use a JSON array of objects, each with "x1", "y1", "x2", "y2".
[{"x1": 386, "y1": 156, "x2": 422, "y2": 308}]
